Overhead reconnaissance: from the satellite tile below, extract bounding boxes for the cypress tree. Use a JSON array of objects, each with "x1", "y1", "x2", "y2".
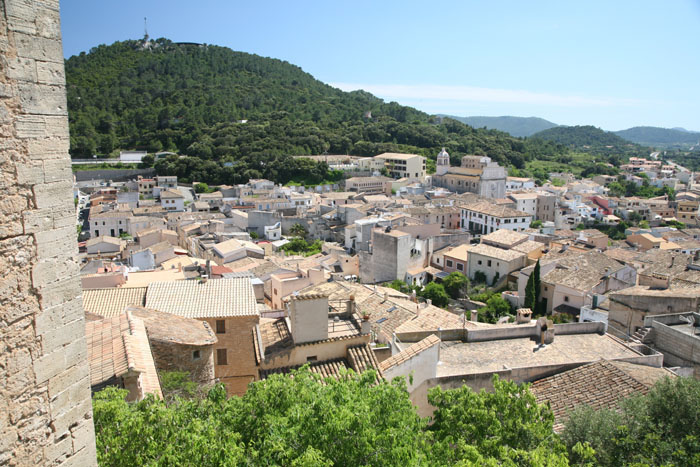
[
  {"x1": 533, "y1": 259, "x2": 542, "y2": 314},
  {"x1": 524, "y1": 270, "x2": 536, "y2": 312}
]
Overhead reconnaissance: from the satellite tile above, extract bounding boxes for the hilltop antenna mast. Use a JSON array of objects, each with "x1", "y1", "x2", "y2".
[{"x1": 144, "y1": 17, "x2": 149, "y2": 41}]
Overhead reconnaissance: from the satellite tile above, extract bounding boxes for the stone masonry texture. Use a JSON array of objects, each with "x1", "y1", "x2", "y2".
[{"x1": 0, "y1": 1, "x2": 97, "y2": 465}]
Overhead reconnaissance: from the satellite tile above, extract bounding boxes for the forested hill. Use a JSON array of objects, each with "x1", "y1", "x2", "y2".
[
  {"x1": 441, "y1": 115, "x2": 558, "y2": 137},
  {"x1": 531, "y1": 125, "x2": 648, "y2": 156},
  {"x1": 614, "y1": 126, "x2": 700, "y2": 148},
  {"x1": 65, "y1": 38, "x2": 564, "y2": 184}
]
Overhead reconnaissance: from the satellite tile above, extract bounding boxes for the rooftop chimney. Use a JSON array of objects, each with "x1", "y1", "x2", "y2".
[{"x1": 289, "y1": 294, "x2": 329, "y2": 344}]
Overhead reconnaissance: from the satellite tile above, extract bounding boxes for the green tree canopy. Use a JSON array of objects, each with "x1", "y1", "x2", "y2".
[
  {"x1": 288, "y1": 222, "x2": 308, "y2": 238},
  {"x1": 93, "y1": 368, "x2": 573, "y2": 466},
  {"x1": 562, "y1": 376, "x2": 700, "y2": 466},
  {"x1": 442, "y1": 271, "x2": 469, "y2": 299},
  {"x1": 429, "y1": 375, "x2": 569, "y2": 465},
  {"x1": 478, "y1": 295, "x2": 513, "y2": 324},
  {"x1": 419, "y1": 282, "x2": 450, "y2": 307}
]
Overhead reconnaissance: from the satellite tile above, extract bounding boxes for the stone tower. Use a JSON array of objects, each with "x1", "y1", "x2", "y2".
[
  {"x1": 1, "y1": 1, "x2": 97, "y2": 465},
  {"x1": 436, "y1": 147, "x2": 450, "y2": 176}
]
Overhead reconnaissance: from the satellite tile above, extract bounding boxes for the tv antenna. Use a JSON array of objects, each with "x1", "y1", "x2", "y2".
[{"x1": 144, "y1": 17, "x2": 149, "y2": 41}]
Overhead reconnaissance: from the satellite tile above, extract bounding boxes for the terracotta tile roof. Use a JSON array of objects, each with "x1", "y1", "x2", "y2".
[
  {"x1": 122, "y1": 311, "x2": 163, "y2": 399},
  {"x1": 459, "y1": 200, "x2": 530, "y2": 218},
  {"x1": 512, "y1": 240, "x2": 544, "y2": 254},
  {"x1": 211, "y1": 265, "x2": 233, "y2": 276},
  {"x1": 259, "y1": 343, "x2": 382, "y2": 380},
  {"x1": 127, "y1": 305, "x2": 217, "y2": 346},
  {"x1": 145, "y1": 278, "x2": 258, "y2": 319},
  {"x1": 531, "y1": 359, "x2": 674, "y2": 431},
  {"x1": 357, "y1": 294, "x2": 417, "y2": 341},
  {"x1": 85, "y1": 311, "x2": 163, "y2": 399},
  {"x1": 542, "y1": 251, "x2": 627, "y2": 291},
  {"x1": 380, "y1": 334, "x2": 440, "y2": 372},
  {"x1": 347, "y1": 344, "x2": 383, "y2": 377},
  {"x1": 468, "y1": 243, "x2": 526, "y2": 262},
  {"x1": 160, "y1": 188, "x2": 184, "y2": 199},
  {"x1": 259, "y1": 358, "x2": 350, "y2": 379},
  {"x1": 86, "y1": 236, "x2": 121, "y2": 247},
  {"x1": 257, "y1": 318, "x2": 293, "y2": 358},
  {"x1": 394, "y1": 305, "x2": 471, "y2": 334},
  {"x1": 86, "y1": 314, "x2": 129, "y2": 387},
  {"x1": 482, "y1": 229, "x2": 529, "y2": 247},
  {"x1": 82, "y1": 287, "x2": 147, "y2": 318}
]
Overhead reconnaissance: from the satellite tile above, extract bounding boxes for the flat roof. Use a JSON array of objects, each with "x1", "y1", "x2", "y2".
[
  {"x1": 374, "y1": 152, "x2": 422, "y2": 160},
  {"x1": 437, "y1": 333, "x2": 641, "y2": 377}
]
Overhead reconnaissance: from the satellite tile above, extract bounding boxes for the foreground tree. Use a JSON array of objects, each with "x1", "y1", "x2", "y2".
[
  {"x1": 429, "y1": 375, "x2": 570, "y2": 465},
  {"x1": 94, "y1": 368, "x2": 573, "y2": 465},
  {"x1": 94, "y1": 368, "x2": 432, "y2": 466},
  {"x1": 562, "y1": 376, "x2": 700, "y2": 466}
]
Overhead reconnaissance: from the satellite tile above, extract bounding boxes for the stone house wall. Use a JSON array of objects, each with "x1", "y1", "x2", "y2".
[
  {"x1": 148, "y1": 341, "x2": 216, "y2": 385},
  {"x1": 0, "y1": 1, "x2": 97, "y2": 464},
  {"x1": 205, "y1": 315, "x2": 260, "y2": 396}
]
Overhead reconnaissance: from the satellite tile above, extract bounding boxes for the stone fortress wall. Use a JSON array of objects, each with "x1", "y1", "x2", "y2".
[{"x1": 1, "y1": 1, "x2": 97, "y2": 465}]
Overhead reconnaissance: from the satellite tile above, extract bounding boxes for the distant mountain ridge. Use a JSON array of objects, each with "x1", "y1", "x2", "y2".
[
  {"x1": 614, "y1": 126, "x2": 700, "y2": 148},
  {"x1": 439, "y1": 115, "x2": 558, "y2": 137},
  {"x1": 442, "y1": 114, "x2": 699, "y2": 149},
  {"x1": 530, "y1": 125, "x2": 647, "y2": 156}
]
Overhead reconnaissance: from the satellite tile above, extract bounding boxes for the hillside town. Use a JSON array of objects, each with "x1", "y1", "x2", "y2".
[
  {"x1": 75, "y1": 148, "x2": 700, "y2": 417},
  {"x1": 4, "y1": 2, "x2": 700, "y2": 464}
]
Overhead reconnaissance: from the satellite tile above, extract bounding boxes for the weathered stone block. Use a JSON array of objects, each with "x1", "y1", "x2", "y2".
[
  {"x1": 35, "y1": 7, "x2": 61, "y2": 39},
  {"x1": 50, "y1": 396, "x2": 91, "y2": 438},
  {"x1": 63, "y1": 439, "x2": 96, "y2": 467},
  {"x1": 48, "y1": 357, "x2": 89, "y2": 399},
  {"x1": 5, "y1": 56, "x2": 37, "y2": 83},
  {"x1": 42, "y1": 156, "x2": 71, "y2": 182},
  {"x1": 5, "y1": 1, "x2": 37, "y2": 35},
  {"x1": 16, "y1": 160, "x2": 46, "y2": 185},
  {"x1": 34, "y1": 349, "x2": 66, "y2": 384},
  {"x1": 60, "y1": 297, "x2": 84, "y2": 326},
  {"x1": 41, "y1": 318, "x2": 84, "y2": 356},
  {"x1": 0, "y1": 83, "x2": 13, "y2": 97},
  {"x1": 43, "y1": 433, "x2": 73, "y2": 465},
  {"x1": 13, "y1": 32, "x2": 62, "y2": 63},
  {"x1": 32, "y1": 179, "x2": 73, "y2": 209},
  {"x1": 18, "y1": 82, "x2": 67, "y2": 116},
  {"x1": 70, "y1": 420, "x2": 95, "y2": 456},
  {"x1": 4, "y1": 365, "x2": 34, "y2": 397},
  {"x1": 27, "y1": 136, "x2": 69, "y2": 160},
  {"x1": 34, "y1": 225, "x2": 75, "y2": 258},
  {"x1": 37, "y1": 60, "x2": 65, "y2": 85},
  {"x1": 0, "y1": 193, "x2": 29, "y2": 215},
  {"x1": 0, "y1": 429, "x2": 19, "y2": 464},
  {"x1": 31, "y1": 259, "x2": 64, "y2": 288},
  {"x1": 22, "y1": 207, "x2": 53, "y2": 233},
  {"x1": 15, "y1": 114, "x2": 46, "y2": 138},
  {"x1": 35, "y1": 276, "x2": 80, "y2": 309},
  {"x1": 34, "y1": 307, "x2": 62, "y2": 337}
]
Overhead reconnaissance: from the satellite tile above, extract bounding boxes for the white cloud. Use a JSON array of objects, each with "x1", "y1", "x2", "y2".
[{"x1": 330, "y1": 82, "x2": 640, "y2": 108}]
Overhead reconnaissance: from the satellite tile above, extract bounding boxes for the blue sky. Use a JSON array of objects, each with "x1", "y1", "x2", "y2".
[{"x1": 60, "y1": 0, "x2": 700, "y2": 131}]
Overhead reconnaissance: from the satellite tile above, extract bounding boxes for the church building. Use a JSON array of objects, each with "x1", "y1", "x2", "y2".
[{"x1": 432, "y1": 148, "x2": 507, "y2": 199}]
